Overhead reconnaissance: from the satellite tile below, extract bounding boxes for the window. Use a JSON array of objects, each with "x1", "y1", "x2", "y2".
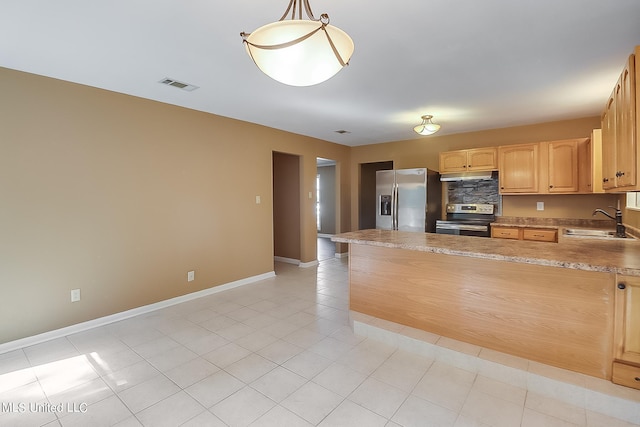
[{"x1": 627, "y1": 192, "x2": 640, "y2": 210}]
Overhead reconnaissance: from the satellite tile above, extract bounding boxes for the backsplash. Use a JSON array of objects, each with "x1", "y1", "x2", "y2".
[{"x1": 446, "y1": 173, "x2": 500, "y2": 206}]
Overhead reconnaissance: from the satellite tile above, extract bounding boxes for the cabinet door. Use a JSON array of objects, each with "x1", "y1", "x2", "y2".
[
  {"x1": 467, "y1": 148, "x2": 497, "y2": 171},
  {"x1": 578, "y1": 137, "x2": 592, "y2": 193},
  {"x1": 616, "y1": 55, "x2": 637, "y2": 188},
  {"x1": 548, "y1": 140, "x2": 579, "y2": 193},
  {"x1": 614, "y1": 275, "x2": 640, "y2": 365},
  {"x1": 498, "y1": 144, "x2": 539, "y2": 193},
  {"x1": 601, "y1": 94, "x2": 617, "y2": 190},
  {"x1": 439, "y1": 151, "x2": 469, "y2": 173}
]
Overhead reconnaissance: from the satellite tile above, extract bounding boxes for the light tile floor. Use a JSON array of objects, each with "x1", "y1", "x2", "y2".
[{"x1": 1, "y1": 258, "x2": 639, "y2": 426}]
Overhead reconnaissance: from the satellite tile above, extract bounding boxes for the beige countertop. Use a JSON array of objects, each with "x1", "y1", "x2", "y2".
[{"x1": 332, "y1": 229, "x2": 640, "y2": 276}]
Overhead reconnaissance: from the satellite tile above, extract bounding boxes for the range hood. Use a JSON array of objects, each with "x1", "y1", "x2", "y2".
[{"x1": 440, "y1": 171, "x2": 495, "y2": 181}]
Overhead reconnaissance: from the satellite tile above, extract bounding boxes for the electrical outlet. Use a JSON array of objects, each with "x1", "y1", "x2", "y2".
[
  {"x1": 255, "y1": 195, "x2": 261, "y2": 204},
  {"x1": 536, "y1": 202, "x2": 544, "y2": 211},
  {"x1": 187, "y1": 271, "x2": 195, "y2": 282},
  {"x1": 71, "y1": 289, "x2": 81, "y2": 302}
]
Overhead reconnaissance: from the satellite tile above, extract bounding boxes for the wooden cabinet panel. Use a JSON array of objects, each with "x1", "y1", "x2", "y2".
[
  {"x1": 601, "y1": 95, "x2": 617, "y2": 189},
  {"x1": 439, "y1": 151, "x2": 469, "y2": 173},
  {"x1": 491, "y1": 226, "x2": 521, "y2": 240},
  {"x1": 548, "y1": 140, "x2": 579, "y2": 192},
  {"x1": 616, "y1": 56, "x2": 637, "y2": 188},
  {"x1": 349, "y1": 244, "x2": 614, "y2": 379},
  {"x1": 492, "y1": 226, "x2": 558, "y2": 242},
  {"x1": 499, "y1": 144, "x2": 539, "y2": 193},
  {"x1": 614, "y1": 275, "x2": 640, "y2": 367},
  {"x1": 612, "y1": 362, "x2": 640, "y2": 390},
  {"x1": 467, "y1": 148, "x2": 498, "y2": 171},
  {"x1": 499, "y1": 139, "x2": 590, "y2": 195},
  {"x1": 523, "y1": 228, "x2": 558, "y2": 243},
  {"x1": 580, "y1": 129, "x2": 603, "y2": 193},
  {"x1": 600, "y1": 49, "x2": 639, "y2": 191},
  {"x1": 439, "y1": 148, "x2": 497, "y2": 173}
]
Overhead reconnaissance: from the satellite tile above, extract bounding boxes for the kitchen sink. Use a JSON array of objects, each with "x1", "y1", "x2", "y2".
[{"x1": 563, "y1": 228, "x2": 618, "y2": 239}]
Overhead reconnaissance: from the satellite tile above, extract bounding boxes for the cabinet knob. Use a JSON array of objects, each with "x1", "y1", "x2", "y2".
[
  {"x1": 549, "y1": 185, "x2": 554, "y2": 188},
  {"x1": 618, "y1": 283, "x2": 627, "y2": 290},
  {"x1": 603, "y1": 178, "x2": 609, "y2": 182},
  {"x1": 635, "y1": 377, "x2": 640, "y2": 382}
]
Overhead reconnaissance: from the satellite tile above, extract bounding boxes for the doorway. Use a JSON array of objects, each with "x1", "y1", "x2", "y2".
[
  {"x1": 273, "y1": 152, "x2": 301, "y2": 263},
  {"x1": 317, "y1": 157, "x2": 337, "y2": 261},
  {"x1": 359, "y1": 161, "x2": 393, "y2": 229}
]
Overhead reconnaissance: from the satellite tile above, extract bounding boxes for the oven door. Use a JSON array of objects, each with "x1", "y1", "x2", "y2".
[{"x1": 435, "y1": 223, "x2": 490, "y2": 237}]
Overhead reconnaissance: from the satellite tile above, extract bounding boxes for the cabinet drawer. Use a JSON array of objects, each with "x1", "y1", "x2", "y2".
[
  {"x1": 612, "y1": 362, "x2": 640, "y2": 390},
  {"x1": 523, "y1": 228, "x2": 558, "y2": 242},
  {"x1": 491, "y1": 227, "x2": 521, "y2": 239}
]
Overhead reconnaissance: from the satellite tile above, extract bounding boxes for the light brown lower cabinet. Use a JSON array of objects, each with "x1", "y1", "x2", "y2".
[
  {"x1": 613, "y1": 274, "x2": 640, "y2": 389},
  {"x1": 491, "y1": 226, "x2": 558, "y2": 242}
]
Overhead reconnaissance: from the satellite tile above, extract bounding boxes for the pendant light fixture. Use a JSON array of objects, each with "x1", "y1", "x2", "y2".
[
  {"x1": 414, "y1": 115, "x2": 441, "y2": 136},
  {"x1": 240, "y1": 0, "x2": 354, "y2": 86}
]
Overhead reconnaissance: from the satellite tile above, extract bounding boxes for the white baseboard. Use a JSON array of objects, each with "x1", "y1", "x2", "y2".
[
  {"x1": 317, "y1": 233, "x2": 334, "y2": 238},
  {"x1": 274, "y1": 256, "x2": 319, "y2": 268},
  {"x1": 274, "y1": 256, "x2": 300, "y2": 265},
  {"x1": 335, "y1": 252, "x2": 348, "y2": 259},
  {"x1": 0, "y1": 271, "x2": 275, "y2": 355},
  {"x1": 299, "y1": 260, "x2": 319, "y2": 268}
]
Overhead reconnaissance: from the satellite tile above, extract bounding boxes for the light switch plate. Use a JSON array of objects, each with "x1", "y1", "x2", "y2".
[
  {"x1": 71, "y1": 289, "x2": 81, "y2": 302},
  {"x1": 537, "y1": 202, "x2": 544, "y2": 211},
  {"x1": 187, "y1": 271, "x2": 195, "y2": 282}
]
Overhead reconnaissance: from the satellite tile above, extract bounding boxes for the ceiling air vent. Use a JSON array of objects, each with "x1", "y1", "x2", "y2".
[{"x1": 159, "y1": 78, "x2": 199, "y2": 92}]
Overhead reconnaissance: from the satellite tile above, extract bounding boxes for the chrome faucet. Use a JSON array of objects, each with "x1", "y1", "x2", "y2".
[{"x1": 592, "y1": 207, "x2": 626, "y2": 238}]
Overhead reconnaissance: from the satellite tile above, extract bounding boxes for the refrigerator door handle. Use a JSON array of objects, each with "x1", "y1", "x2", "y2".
[{"x1": 393, "y1": 183, "x2": 398, "y2": 230}]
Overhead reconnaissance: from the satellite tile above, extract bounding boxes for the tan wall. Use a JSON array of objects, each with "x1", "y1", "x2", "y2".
[
  {"x1": 1, "y1": 64, "x2": 632, "y2": 344},
  {"x1": 626, "y1": 205, "x2": 640, "y2": 231},
  {"x1": 502, "y1": 194, "x2": 620, "y2": 219},
  {"x1": 349, "y1": 117, "x2": 601, "y2": 229},
  {"x1": 0, "y1": 67, "x2": 350, "y2": 343}
]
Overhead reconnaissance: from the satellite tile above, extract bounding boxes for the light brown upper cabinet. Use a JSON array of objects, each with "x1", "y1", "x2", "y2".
[
  {"x1": 548, "y1": 139, "x2": 579, "y2": 193},
  {"x1": 499, "y1": 138, "x2": 591, "y2": 195},
  {"x1": 498, "y1": 143, "x2": 539, "y2": 193},
  {"x1": 579, "y1": 129, "x2": 604, "y2": 193},
  {"x1": 601, "y1": 47, "x2": 638, "y2": 191},
  {"x1": 439, "y1": 148, "x2": 497, "y2": 173}
]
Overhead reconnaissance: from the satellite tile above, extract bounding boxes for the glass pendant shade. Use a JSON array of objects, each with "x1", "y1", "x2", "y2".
[
  {"x1": 241, "y1": 1, "x2": 354, "y2": 86},
  {"x1": 414, "y1": 115, "x2": 441, "y2": 135}
]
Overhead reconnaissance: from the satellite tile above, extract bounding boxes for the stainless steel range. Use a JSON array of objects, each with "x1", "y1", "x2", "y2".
[{"x1": 435, "y1": 203, "x2": 495, "y2": 237}]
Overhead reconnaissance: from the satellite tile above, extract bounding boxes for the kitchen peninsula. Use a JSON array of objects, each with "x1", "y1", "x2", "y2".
[{"x1": 332, "y1": 229, "x2": 640, "y2": 380}]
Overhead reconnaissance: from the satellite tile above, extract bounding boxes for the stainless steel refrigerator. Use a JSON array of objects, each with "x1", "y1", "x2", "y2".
[{"x1": 375, "y1": 168, "x2": 442, "y2": 232}]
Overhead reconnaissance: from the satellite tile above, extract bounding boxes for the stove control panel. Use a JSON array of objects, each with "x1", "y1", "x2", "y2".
[{"x1": 446, "y1": 204, "x2": 495, "y2": 214}]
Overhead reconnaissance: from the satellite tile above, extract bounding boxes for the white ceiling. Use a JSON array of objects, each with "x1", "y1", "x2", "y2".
[{"x1": 2, "y1": 0, "x2": 640, "y2": 146}]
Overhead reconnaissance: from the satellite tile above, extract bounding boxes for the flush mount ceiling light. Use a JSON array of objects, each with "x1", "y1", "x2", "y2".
[
  {"x1": 413, "y1": 115, "x2": 441, "y2": 136},
  {"x1": 240, "y1": 0, "x2": 354, "y2": 86}
]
